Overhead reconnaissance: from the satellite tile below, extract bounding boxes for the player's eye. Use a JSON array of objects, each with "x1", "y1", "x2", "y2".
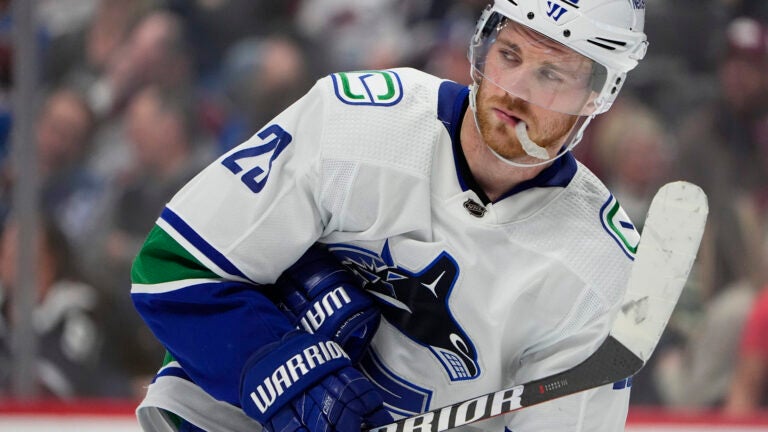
[
  {"x1": 538, "y1": 67, "x2": 565, "y2": 84},
  {"x1": 498, "y1": 49, "x2": 521, "y2": 66}
]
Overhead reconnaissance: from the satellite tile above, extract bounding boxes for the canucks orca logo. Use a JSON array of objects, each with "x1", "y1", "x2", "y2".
[
  {"x1": 328, "y1": 241, "x2": 480, "y2": 381},
  {"x1": 600, "y1": 194, "x2": 640, "y2": 260}
]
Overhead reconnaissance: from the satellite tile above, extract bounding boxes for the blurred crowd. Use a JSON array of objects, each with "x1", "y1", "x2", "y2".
[{"x1": 0, "y1": 0, "x2": 766, "y2": 415}]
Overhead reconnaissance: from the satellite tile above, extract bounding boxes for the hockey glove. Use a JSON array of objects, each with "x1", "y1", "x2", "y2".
[
  {"x1": 240, "y1": 331, "x2": 393, "y2": 432},
  {"x1": 276, "y1": 244, "x2": 380, "y2": 363}
]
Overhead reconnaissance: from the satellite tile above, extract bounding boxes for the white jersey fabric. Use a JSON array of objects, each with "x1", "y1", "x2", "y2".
[{"x1": 134, "y1": 68, "x2": 639, "y2": 431}]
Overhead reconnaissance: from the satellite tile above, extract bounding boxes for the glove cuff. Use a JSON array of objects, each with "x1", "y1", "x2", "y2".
[{"x1": 240, "y1": 331, "x2": 351, "y2": 421}]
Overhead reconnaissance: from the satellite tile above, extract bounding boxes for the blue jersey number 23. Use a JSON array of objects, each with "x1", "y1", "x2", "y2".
[{"x1": 221, "y1": 124, "x2": 293, "y2": 193}]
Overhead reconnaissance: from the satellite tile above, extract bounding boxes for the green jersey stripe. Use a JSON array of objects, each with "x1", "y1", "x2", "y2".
[{"x1": 131, "y1": 224, "x2": 220, "y2": 285}]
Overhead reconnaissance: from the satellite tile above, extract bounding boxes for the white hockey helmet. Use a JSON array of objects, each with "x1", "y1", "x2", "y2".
[{"x1": 469, "y1": 0, "x2": 649, "y2": 115}]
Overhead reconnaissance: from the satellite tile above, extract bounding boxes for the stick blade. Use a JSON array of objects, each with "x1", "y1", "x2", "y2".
[{"x1": 609, "y1": 181, "x2": 708, "y2": 363}]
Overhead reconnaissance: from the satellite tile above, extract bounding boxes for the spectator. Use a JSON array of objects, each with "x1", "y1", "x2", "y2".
[
  {"x1": 86, "y1": 9, "x2": 196, "y2": 186},
  {"x1": 643, "y1": 15, "x2": 768, "y2": 408},
  {"x1": 0, "y1": 216, "x2": 124, "y2": 398},
  {"x1": 589, "y1": 97, "x2": 675, "y2": 227},
  {"x1": 649, "y1": 271, "x2": 755, "y2": 407},
  {"x1": 624, "y1": 0, "x2": 727, "y2": 127},
  {"x1": 94, "y1": 83, "x2": 215, "y2": 389},
  {"x1": 103, "y1": 10, "x2": 193, "y2": 113},
  {"x1": 0, "y1": 86, "x2": 106, "y2": 273},
  {"x1": 676, "y1": 16, "x2": 768, "y2": 298},
  {"x1": 295, "y1": 0, "x2": 416, "y2": 72},
  {"x1": 420, "y1": 5, "x2": 477, "y2": 86},
  {"x1": 34, "y1": 87, "x2": 106, "y2": 256},
  {"x1": 104, "y1": 84, "x2": 213, "y2": 275},
  {"x1": 725, "y1": 286, "x2": 768, "y2": 413},
  {"x1": 0, "y1": 0, "x2": 757, "y2": 404},
  {"x1": 39, "y1": 0, "x2": 99, "y2": 85},
  {"x1": 216, "y1": 34, "x2": 312, "y2": 152},
  {"x1": 163, "y1": 0, "x2": 300, "y2": 84},
  {"x1": 730, "y1": 0, "x2": 768, "y2": 22},
  {"x1": 60, "y1": 0, "x2": 151, "y2": 105}
]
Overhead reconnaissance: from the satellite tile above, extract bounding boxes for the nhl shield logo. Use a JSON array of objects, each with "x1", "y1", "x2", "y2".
[
  {"x1": 463, "y1": 198, "x2": 487, "y2": 218},
  {"x1": 332, "y1": 70, "x2": 404, "y2": 106},
  {"x1": 600, "y1": 195, "x2": 640, "y2": 259}
]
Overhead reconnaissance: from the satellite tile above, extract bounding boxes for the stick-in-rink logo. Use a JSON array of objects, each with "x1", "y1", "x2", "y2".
[{"x1": 332, "y1": 70, "x2": 404, "y2": 106}]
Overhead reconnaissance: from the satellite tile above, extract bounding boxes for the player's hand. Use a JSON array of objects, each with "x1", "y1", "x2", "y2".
[
  {"x1": 276, "y1": 244, "x2": 380, "y2": 363},
  {"x1": 240, "y1": 331, "x2": 393, "y2": 432}
]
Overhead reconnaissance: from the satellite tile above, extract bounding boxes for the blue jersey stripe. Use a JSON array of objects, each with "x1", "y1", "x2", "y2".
[{"x1": 160, "y1": 207, "x2": 251, "y2": 281}]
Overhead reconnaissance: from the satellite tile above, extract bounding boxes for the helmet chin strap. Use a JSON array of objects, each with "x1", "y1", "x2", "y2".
[{"x1": 468, "y1": 81, "x2": 596, "y2": 168}]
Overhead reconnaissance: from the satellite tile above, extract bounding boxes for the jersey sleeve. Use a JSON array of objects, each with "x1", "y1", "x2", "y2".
[{"x1": 130, "y1": 77, "x2": 336, "y2": 408}]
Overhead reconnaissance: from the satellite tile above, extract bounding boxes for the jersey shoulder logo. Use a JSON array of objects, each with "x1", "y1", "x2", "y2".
[
  {"x1": 328, "y1": 241, "x2": 479, "y2": 382},
  {"x1": 600, "y1": 194, "x2": 640, "y2": 260},
  {"x1": 331, "y1": 70, "x2": 404, "y2": 107}
]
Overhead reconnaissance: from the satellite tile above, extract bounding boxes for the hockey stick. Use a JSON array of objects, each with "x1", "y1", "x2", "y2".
[{"x1": 367, "y1": 181, "x2": 708, "y2": 432}]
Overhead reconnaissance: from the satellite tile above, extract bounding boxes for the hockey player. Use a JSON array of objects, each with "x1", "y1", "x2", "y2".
[{"x1": 131, "y1": 1, "x2": 649, "y2": 430}]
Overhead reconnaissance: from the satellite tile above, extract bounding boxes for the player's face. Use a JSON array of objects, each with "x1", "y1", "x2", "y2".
[{"x1": 474, "y1": 22, "x2": 590, "y2": 160}]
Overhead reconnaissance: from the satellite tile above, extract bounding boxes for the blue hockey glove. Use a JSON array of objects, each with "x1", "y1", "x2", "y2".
[
  {"x1": 240, "y1": 331, "x2": 393, "y2": 432},
  {"x1": 276, "y1": 244, "x2": 380, "y2": 363}
]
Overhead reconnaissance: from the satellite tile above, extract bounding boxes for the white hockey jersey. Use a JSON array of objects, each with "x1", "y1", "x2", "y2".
[{"x1": 132, "y1": 68, "x2": 639, "y2": 431}]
